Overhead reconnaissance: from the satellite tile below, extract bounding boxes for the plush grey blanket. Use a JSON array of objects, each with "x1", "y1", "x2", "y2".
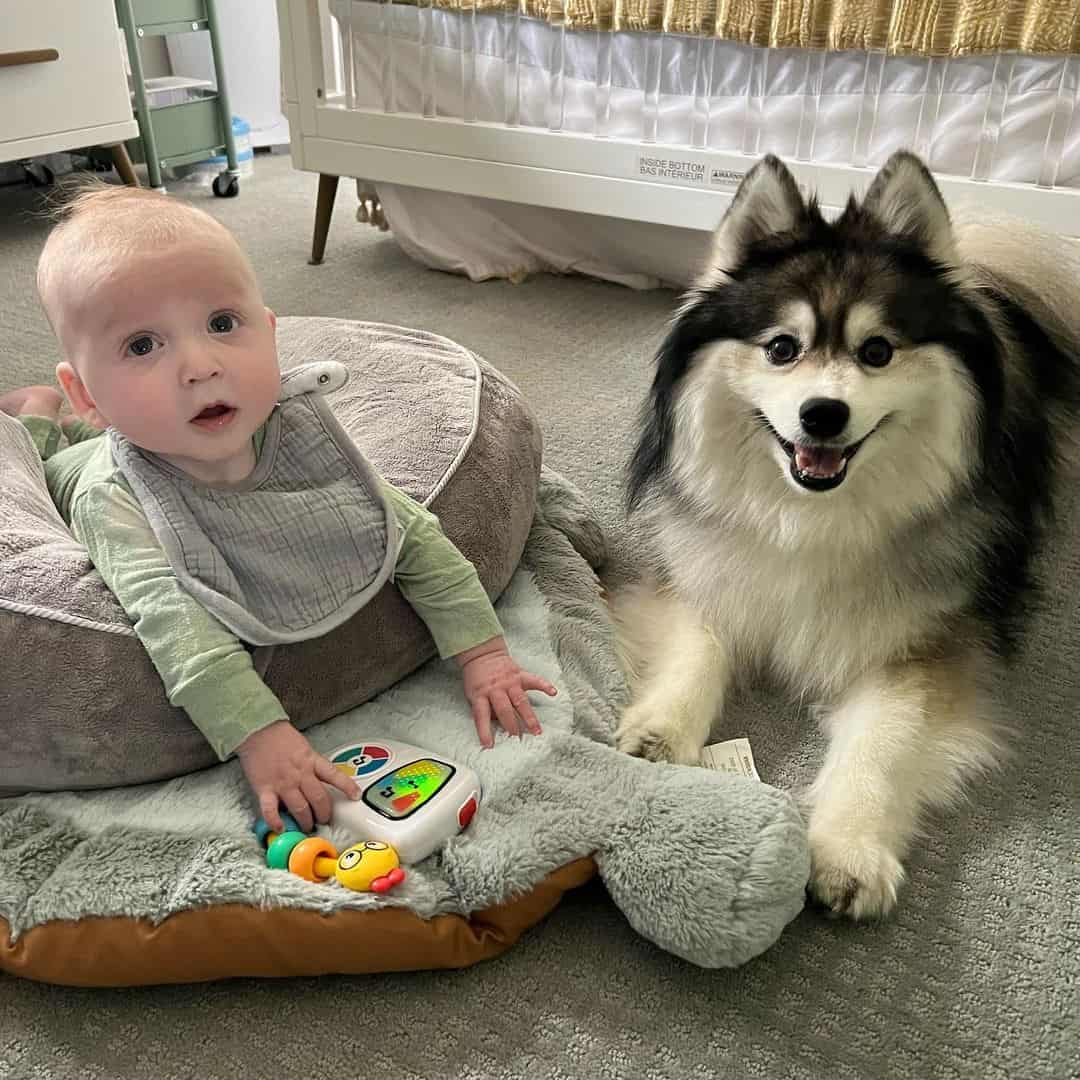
[{"x1": 0, "y1": 472, "x2": 809, "y2": 969}]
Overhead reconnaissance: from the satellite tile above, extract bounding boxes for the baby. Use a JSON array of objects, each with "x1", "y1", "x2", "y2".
[{"x1": 1, "y1": 182, "x2": 556, "y2": 832}]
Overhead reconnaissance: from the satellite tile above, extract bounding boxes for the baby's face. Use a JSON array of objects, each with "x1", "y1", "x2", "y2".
[{"x1": 57, "y1": 234, "x2": 280, "y2": 483}]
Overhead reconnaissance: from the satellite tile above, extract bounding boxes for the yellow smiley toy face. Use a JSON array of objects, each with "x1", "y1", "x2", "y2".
[{"x1": 334, "y1": 841, "x2": 406, "y2": 893}]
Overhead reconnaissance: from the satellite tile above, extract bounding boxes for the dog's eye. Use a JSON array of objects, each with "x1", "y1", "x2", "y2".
[
  {"x1": 859, "y1": 337, "x2": 893, "y2": 368},
  {"x1": 765, "y1": 335, "x2": 799, "y2": 365}
]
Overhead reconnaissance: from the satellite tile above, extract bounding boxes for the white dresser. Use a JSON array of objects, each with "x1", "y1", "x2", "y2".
[{"x1": 0, "y1": 0, "x2": 138, "y2": 168}]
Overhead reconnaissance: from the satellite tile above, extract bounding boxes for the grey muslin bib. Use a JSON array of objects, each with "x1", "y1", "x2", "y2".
[{"x1": 108, "y1": 361, "x2": 398, "y2": 646}]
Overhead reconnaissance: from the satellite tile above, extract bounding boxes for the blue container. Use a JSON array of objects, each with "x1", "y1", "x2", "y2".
[{"x1": 205, "y1": 116, "x2": 253, "y2": 175}]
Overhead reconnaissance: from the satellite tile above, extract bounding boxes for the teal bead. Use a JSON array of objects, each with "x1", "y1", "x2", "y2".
[{"x1": 253, "y1": 811, "x2": 305, "y2": 848}]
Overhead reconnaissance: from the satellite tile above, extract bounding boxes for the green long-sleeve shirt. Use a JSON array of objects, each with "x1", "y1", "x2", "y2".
[{"x1": 23, "y1": 417, "x2": 504, "y2": 759}]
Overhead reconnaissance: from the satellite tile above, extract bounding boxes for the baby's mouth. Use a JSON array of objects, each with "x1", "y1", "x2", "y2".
[{"x1": 190, "y1": 402, "x2": 237, "y2": 430}]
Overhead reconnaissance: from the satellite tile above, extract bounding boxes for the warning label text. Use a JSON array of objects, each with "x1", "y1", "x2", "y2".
[{"x1": 637, "y1": 156, "x2": 706, "y2": 184}]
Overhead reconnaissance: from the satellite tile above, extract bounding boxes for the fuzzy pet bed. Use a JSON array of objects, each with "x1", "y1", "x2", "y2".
[
  {"x1": 0, "y1": 470, "x2": 810, "y2": 982},
  {"x1": 0, "y1": 318, "x2": 540, "y2": 795},
  {"x1": 0, "y1": 319, "x2": 809, "y2": 979}
]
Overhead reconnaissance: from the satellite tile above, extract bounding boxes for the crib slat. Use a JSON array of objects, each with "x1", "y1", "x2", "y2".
[
  {"x1": 913, "y1": 57, "x2": 948, "y2": 166},
  {"x1": 1038, "y1": 57, "x2": 1079, "y2": 188},
  {"x1": 972, "y1": 54, "x2": 1013, "y2": 181},
  {"x1": 690, "y1": 37, "x2": 716, "y2": 149},
  {"x1": 419, "y1": 0, "x2": 436, "y2": 117},
  {"x1": 595, "y1": 29, "x2": 614, "y2": 137},
  {"x1": 642, "y1": 32, "x2": 663, "y2": 144},
  {"x1": 741, "y1": 45, "x2": 766, "y2": 156},
  {"x1": 852, "y1": 51, "x2": 886, "y2": 167},
  {"x1": 796, "y1": 50, "x2": 826, "y2": 162},
  {"x1": 380, "y1": 0, "x2": 397, "y2": 113},
  {"x1": 461, "y1": 1, "x2": 477, "y2": 123},
  {"x1": 1060, "y1": 58, "x2": 1080, "y2": 187},
  {"x1": 502, "y1": 6, "x2": 521, "y2": 127},
  {"x1": 548, "y1": 6, "x2": 568, "y2": 132},
  {"x1": 339, "y1": 0, "x2": 356, "y2": 110},
  {"x1": 913, "y1": 57, "x2": 934, "y2": 159}
]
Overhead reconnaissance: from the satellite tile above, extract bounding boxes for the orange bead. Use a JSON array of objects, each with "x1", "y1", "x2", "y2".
[{"x1": 287, "y1": 836, "x2": 339, "y2": 883}]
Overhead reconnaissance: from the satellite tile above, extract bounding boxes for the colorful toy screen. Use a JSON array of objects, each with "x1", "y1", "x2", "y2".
[{"x1": 363, "y1": 759, "x2": 456, "y2": 820}]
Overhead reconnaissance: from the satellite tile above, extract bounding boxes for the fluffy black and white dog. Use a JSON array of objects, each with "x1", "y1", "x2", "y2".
[{"x1": 616, "y1": 151, "x2": 1080, "y2": 918}]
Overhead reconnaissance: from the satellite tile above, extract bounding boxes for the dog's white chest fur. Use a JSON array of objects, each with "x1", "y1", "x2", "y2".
[{"x1": 654, "y1": 515, "x2": 953, "y2": 697}]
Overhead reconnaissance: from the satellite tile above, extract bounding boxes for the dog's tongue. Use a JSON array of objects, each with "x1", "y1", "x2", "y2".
[{"x1": 794, "y1": 443, "x2": 845, "y2": 478}]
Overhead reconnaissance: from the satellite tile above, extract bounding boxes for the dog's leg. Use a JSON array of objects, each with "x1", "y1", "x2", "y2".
[
  {"x1": 807, "y1": 651, "x2": 1001, "y2": 920},
  {"x1": 614, "y1": 587, "x2": 730, "y2": 765}
]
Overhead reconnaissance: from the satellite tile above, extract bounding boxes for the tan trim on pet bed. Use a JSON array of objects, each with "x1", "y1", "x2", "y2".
[{"x1": 0, "y1": 858, "x2": 596, "y2": 987}]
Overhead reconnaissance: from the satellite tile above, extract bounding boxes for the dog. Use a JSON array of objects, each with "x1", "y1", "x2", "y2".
[{"x1": 614, "y1": 151, "x2": 1080, "y2": 919}]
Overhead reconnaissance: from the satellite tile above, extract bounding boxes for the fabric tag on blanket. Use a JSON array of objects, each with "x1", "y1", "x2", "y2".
[{"x1": 701, "y1": 738, "x2": 760, "y2": 781}]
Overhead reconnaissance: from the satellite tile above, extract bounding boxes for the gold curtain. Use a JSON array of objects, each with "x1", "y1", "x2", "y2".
[{"x1": 413, "y1": 0, "x2": 1080, "y2": 56}]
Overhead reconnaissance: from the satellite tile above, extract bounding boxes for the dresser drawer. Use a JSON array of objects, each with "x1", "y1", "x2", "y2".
[{"x1": 0, "y1": 0, "x2": 133, "y2": 145}]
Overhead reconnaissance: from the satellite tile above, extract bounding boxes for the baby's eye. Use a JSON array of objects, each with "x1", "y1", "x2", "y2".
[
  {"x1": 127, "y1": 336, "x2": 156, "y2": 357},
  {"x1": 208, "y1": 312, "x2": 236, "y2": 334}
]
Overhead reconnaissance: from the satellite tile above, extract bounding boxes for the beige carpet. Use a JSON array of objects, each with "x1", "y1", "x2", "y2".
[{"x1": 1, "y1": 155, "x2": 1077, "y2": 1080}]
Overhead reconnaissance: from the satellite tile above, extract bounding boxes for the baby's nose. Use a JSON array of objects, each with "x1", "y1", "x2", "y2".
[{"x1": 182, "y1": 355, "x2": 222, "y2": 383}]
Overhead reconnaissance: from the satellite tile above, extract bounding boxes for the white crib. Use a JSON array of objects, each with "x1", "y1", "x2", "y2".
[{"x1": 277, "y1": 0, "x2": 1080, "y2": 273}]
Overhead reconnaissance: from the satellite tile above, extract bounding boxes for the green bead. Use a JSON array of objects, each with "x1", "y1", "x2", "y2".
[{"x1": 266, "y1": 831, "x2": 307, "y2": 870}]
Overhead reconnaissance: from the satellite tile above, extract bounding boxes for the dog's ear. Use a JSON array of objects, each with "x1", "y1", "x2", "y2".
[
  {"x1": 861, "y1": 151, "x2": 955, "y2": 264},
  {"x1": 706, "y1": 155, "x2": 806, "y2": 276}
]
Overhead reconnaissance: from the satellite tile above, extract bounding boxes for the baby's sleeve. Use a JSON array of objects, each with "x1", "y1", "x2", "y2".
[
  {"x1": 18, "y1": 415, "x2": 62, "y2": 460},
  {"x1": 71, "y1": 481, "x2": 289, "y2": 759},
  {"x1": 383, "y1": 481, "x2": 505, "y2": 659}
]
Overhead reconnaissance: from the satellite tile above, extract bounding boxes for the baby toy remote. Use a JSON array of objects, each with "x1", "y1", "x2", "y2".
[{"x1": 325, "y1": 738, "x2": 481, "y2": 864}]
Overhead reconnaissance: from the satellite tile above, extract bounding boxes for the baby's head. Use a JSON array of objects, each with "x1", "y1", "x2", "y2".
[{"x1": 38, "y1": 182, "x2": 280, "y2": 482}]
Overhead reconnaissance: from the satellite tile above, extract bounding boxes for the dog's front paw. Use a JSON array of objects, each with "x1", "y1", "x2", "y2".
[
  {"x1": 808, "y1": 831, "x2": 906, "y2": 920},
  {"x1": 615, "y1": 701, "x2": 704, "y2": 765}
]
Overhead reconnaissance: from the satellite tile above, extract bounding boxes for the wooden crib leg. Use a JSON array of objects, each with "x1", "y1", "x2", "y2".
[
  {"x1": 108, "y1": 143, "x2": 139, "y2": 187},
  {"x1": 309, "y1": 173, "x2": 340, "y2": 265}
]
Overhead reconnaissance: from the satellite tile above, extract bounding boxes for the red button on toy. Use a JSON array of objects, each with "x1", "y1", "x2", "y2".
[{"x1": 458, "y1": 795, "x2": 478, "y2": 828}]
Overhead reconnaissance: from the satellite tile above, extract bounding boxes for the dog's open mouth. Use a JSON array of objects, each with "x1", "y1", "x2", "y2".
[{"x1": 757, "y1": 413, "x2": 878, "y2": 492}]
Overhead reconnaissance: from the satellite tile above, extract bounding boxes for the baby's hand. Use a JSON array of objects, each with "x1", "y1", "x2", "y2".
[
  {"x1": 457, "y1": 637, "x2": 558, "y2": 748},
  {"x1": 236, "y1": 720, "x2": 360, "y2": 832}
]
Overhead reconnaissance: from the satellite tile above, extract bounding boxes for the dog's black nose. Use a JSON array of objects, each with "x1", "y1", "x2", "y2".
[{"x1": 799, "y1": 398, "x2": 850, "y2": 439}]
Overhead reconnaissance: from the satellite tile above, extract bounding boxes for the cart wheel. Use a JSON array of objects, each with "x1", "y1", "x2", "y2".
[{"x1": 212, "y1": 173, "x2": 239, "y2": 198}]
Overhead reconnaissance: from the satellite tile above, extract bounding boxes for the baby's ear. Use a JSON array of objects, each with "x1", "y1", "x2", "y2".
[
  {"x1": 56, "y1": 362, "x2": 107, "y2": 429},
  {"x1": 265, "y1": 307, "x2": 277, "y2": 331}
]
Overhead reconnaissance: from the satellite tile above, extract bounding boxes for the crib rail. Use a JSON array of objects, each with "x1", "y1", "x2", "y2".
[{"x1": 279, "y1": 0, "x2": 1080, "y2": 235}]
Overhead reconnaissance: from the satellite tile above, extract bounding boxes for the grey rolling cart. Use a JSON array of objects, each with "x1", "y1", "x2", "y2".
[{"x1": 114, "y1": 0, "x2": 240, "y2": 196}]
